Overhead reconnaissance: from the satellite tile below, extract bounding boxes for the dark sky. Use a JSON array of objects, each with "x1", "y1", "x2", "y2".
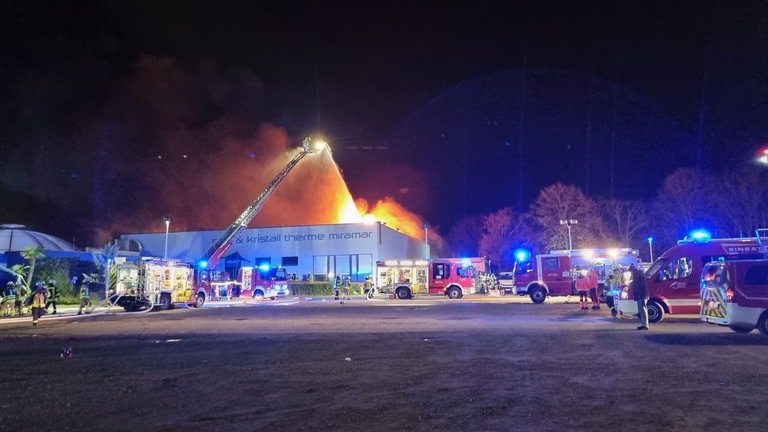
[{"x1": 1, "y1": 1, "x2": 767, "y2": 245}]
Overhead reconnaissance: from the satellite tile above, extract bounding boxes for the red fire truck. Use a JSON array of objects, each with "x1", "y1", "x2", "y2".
[
  {"x1": 513, "y1": 248, "x2": 640, "y2": 303},
  {"x1": 373, "y1": 258, "x2": 477, "y2": 299},
  {"x1": 615, "y1": 229, "x2": 765, "y2": 323},
  {"x1": 701, "y1": 259, "x2": 768, "y2": 336},
  {"x1": 194, "y1": 137, "x2": 325, "y2": 302}
]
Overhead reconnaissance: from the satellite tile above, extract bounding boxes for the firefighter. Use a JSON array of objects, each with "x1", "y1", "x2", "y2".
[
  {"x1": 334, "y1": 276, "x2": 341, "y2": 300},
  {"x1": 78, "y1": 280, "x2": 91, "y2": 315},
  {"x1": 29, "y1": 281, "x2": 49, "y2": 326},
  {"x1": 364, "y1": 276, "x2": 374, "y2": 300},
  {"x1": 45, "y1": 279, "x2": 59, "y2": 315},
  {"x1": 2, "y1": 281, "x2": 16, "y2": 316},
  {"x1": 340, "y1": 276, "x2": 351, "y2": 304},
  {"x1": 15, "y1": 281, "x2": 28, "y2": 316}
]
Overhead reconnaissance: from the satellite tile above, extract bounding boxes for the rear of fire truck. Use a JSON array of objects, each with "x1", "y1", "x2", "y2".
[{"x1": 109, "y1": 258, "x2": 200, "y2": 312}]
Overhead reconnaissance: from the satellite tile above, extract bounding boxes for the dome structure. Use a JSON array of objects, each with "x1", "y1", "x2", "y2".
[{"x1": 0, "y1": 224, "x2": 77, "y2": 252}]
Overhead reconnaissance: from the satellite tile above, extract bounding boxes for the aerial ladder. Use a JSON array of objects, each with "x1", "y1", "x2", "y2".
[{"x1": 197, "y1": 136, "x2": 326, "y2": 271}]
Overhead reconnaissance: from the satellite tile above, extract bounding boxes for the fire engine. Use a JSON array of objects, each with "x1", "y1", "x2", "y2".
[
  {"x1": 194, "y1": 137, "x2": 325, "y2": 301},
  {"x1": 373, "y1": 258, "x2": 477, "y2": 299},
  {"x1": 615, "y1": 229, "x2": 765, "y2": 323},
  {"x1": 513, "y1": 248, "x2": 640, "y2": 304},
  {"x1": 701, "y1": 259, "x2": 768, "y2": 336},
  {"x1": 107, "y1": 257, "x2": 200, "y2": 312},
  {"x1": 239, "y1": 265, "x2": 290, "y2": 300}
]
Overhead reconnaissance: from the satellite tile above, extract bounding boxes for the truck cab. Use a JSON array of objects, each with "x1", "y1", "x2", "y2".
[
  {"x1": 374, "y1": 258, "x2": 477, "y2": 300},
  {"x1": 515, "y1": 254, "x2": 575, "y2": 303}
]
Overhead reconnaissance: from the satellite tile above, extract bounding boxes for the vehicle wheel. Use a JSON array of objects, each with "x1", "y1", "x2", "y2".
[
  {"x1": 729, "y1": 326, "x2": 753, "y2": 334},
  {"x1": 156, "y1": 294, "x2": 171, "y2": 311},
  {"x1": 757, "y1": 311, "x2": 768, "y2": 337},
  {"x1": 395, "y1": 287, "x2": 411, "y2": 299},
  {"x1": 194, "y1": 293, "x2": 205, "y2": 308},
  {"x1": 252, "y1": 290, "x2": 265, "y2": 300},
  {"x1": 446, "y1": 287, "x2": 462, "y2": 299},
  {"x1": 647, "y1": 300, "x2": 664, "y2": 323},
  {"x1": 529, "y1": 287, "x2": 546, "y2": 304}
]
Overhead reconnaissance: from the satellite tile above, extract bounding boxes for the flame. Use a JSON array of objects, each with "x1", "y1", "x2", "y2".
[{"x1": 99, "y1": 127, "x2": 439, "y2": 252}]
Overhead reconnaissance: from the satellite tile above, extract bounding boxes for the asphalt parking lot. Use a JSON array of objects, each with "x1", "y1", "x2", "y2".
[{"x1": 1, "y1": 295, "x2": 766, "y2": 432}]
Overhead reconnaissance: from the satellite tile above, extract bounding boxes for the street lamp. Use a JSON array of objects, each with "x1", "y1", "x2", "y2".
[
  {"x1": 164, "y1": 216, "x2": 172, "y2": 259},
  {"x1": 423, "y1": 224, "x2": 430, "y2": 259},
  {"x1": 559, "y1": 219, "x2": 578, "y2": 255},
  {"x1": 647, "y1": 236, "x2": 654, "y2": 262}
]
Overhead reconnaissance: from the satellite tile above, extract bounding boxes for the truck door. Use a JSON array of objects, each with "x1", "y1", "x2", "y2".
[
  {"x1": 656, "y1": 255, "x2": 698, "y2": 313},
  {"x1": 538, "y1": 256, "x2": 573, "y2": 296},
  {"x1": 429, "y1": 262, "x2": 449, "y2": 295}
]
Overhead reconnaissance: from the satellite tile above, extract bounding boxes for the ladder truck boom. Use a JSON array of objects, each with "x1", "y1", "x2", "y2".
[{"x1": 198, "y1": 136, "x2": 326, "y2": 269}]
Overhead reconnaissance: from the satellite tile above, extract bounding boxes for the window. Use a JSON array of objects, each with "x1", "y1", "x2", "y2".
[
  {"x1": 661, "y1": 257, "x2": 692, "y2": 280},
  {"x1": 744, "y1": 265, "x2": 768, "y2": 285},
  {"x1": 542, "y1": 258, "x2": 560, "y2": 271},
  {"x1": 433, "y1": 263, "x2": 446, "y2": 280},
  {"x1": 282, "y1": 256, "x2": 298, "y2": 266}
]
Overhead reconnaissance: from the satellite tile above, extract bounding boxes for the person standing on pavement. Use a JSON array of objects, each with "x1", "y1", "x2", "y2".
[
  {"x1": 630, "y1": 265, "x2": 649, "y2": 330},
  {"x1": 2, "y1": 281, "x2": 17, "y2": 316},
  {"x1": 78, "y1": 280, "x2": 91, "y2": 315},
  {"x1": 14, "y1": 281, "x2": 28, "y2": 316},
  {"x1": 30, "y1": 281, "x2": 49, "y2": 326},
  {"x1": 588, "y1": 267, "x2": 601, "y2": 310},
  {"x1": 364, "y1": 276, "x2": 374, "y2": 300},
  {"x1": 340, "y1": 276, "x2": 351, "y2": 304},
  {"x1": 334, "y1": 276, "x2": 341, "y2": 300},
  {"x1": 45, "y1": 279, "x2": 59, "y2": 315},
  {"x1": 575, "y1": 268, "x2": 590, "y2": 310}
]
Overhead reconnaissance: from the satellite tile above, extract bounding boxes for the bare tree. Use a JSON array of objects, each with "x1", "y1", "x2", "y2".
[
  {"x1": 649, "y1": 167, "x2": 716, "y2": 250},
  {"x1": 478, "y1": 207, "x2": 539, "y2": 269},
  {"x1": 600, "y1": 198, "x2": 649, "y2": 246},
  {"x1": 529, "y1": 183, "x2": 602, "y2": 250},
  {"x1": 712, "y1": 164, "x2": 768, "y2": 236},
  {"x1": 445, "y1": 214, "x2": 485, "y2": 257}
]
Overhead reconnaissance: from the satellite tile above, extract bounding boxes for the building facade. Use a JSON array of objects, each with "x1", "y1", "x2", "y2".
[{"x1": 120, "y1": 222, "x2": 425, "y2": 282}]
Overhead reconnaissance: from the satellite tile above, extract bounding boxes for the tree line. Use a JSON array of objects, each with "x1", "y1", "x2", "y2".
[{"x1": 446, "y1": 164, "x2": 768, "y2": 270}]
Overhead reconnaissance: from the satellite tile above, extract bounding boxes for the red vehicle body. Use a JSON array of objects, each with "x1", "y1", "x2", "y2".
[
  {"x1": 374, "y1": 258, "x2": 477, "y2": 299},
  {"x1": 201, "y1": 266, "x2": 290, "y2": 301},
  {"x1": 514, "y1": 248, "x2": 639, "y2": 303},
  {"x1": 701, "y1": 259, "x2": 768, "y2": 336},
  {"x1": 615, "y1": 233, "x2": 764, "y2": 323}
]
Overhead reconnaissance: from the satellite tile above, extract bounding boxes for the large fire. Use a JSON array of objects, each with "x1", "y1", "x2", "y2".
[{"x1": 102, "y1": 126, "x2": 435, "y2": 248}]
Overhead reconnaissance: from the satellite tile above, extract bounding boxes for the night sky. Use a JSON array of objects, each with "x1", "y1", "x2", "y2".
[{"x1": 1, "y1": 1, "x2": 767, "y2": 247}]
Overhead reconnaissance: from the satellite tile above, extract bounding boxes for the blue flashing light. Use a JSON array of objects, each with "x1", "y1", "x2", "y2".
[
  {"x1": 461, "y1": 258, "x2": 471, "y2": 267},
  {"x1": 689, "y1": 229, "x2": 712, "y2": 243},
  {"x1": 198, "y1": 260, "x2": 208, "y2": 269},
  {"x1": 258, "y1": 263, "x2": 271, "y2": 272},
  {"x1": 514, "y1": 249, "x2": 531, "y2": 263}
]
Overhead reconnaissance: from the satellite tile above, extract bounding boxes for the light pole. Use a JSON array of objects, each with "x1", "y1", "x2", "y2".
[
  {"x1": 164, "y1": 216, "x2": 172, "y2": 259},
  {"x1": 559, "y1": 219, "x2": 578, "y2": 255},
  {"x1": 423, "y1": 224, "x2": 430, "y2": 259},
  {"x1": 647, "y1": 236, "x2": 654, "y2": 262}
]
